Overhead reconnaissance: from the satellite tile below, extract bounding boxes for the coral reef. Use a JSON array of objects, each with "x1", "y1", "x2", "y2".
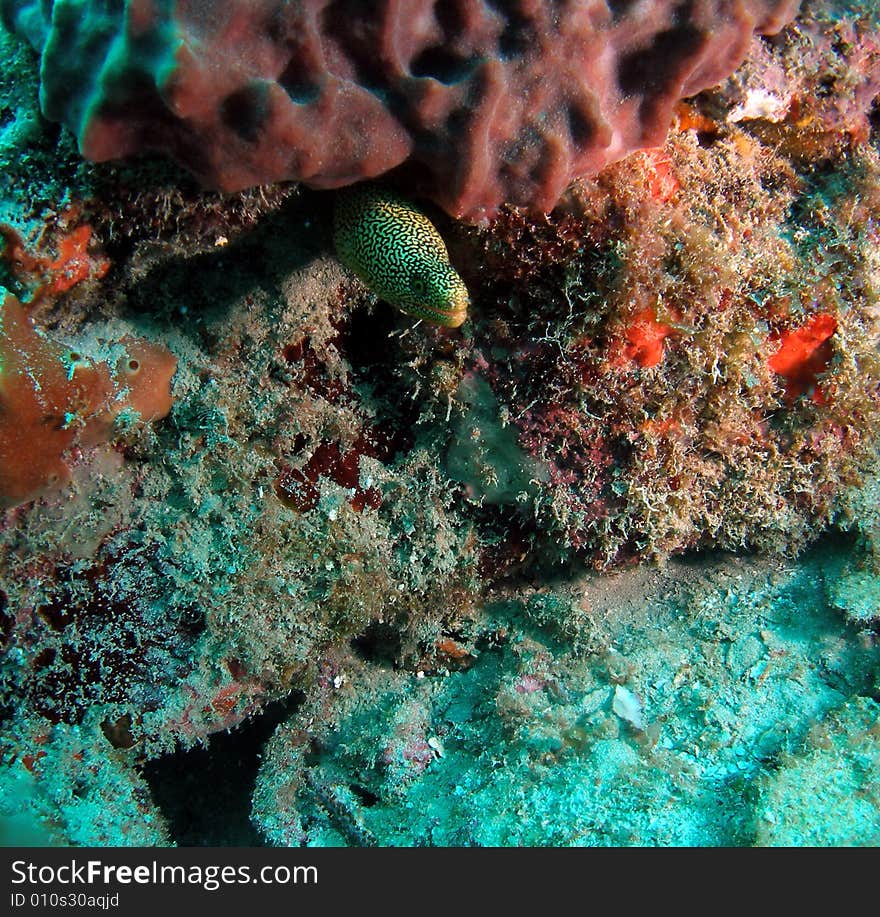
[
  {"x1": 1, "y1": 0, "x2": 799, "y2": 221},
  {"x1": 0, "y1": 0, "x2": 878, "y2": 848}
]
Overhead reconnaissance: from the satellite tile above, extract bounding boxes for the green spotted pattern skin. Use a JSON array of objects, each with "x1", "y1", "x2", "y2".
[{"x1": 333, "y1": 184, "x2": 469, "y2": 328}]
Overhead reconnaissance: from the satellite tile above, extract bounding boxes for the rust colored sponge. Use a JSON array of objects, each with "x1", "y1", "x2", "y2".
[{"x1": 2, "y1": 0, "x2": 799, "y2": 221}]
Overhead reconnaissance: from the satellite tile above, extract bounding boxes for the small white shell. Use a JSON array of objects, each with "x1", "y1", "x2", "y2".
[{"x1": 612, "y1": 684, "x2": 644, "y2": 731}]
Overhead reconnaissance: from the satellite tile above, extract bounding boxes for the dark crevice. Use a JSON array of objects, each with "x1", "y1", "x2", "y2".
[
  {"x1": 278, "y1": 56, "x2": 322, "y2": 105},
  {"x1": 607, "y1": 0, "x2": 640, "y2": 19},
  {"x1": 220, "y1": 81, "x2": 270, "y2": 142},
  {"x1": 618, "y1": 22, "x2": 703, "y2": 101},
  {"x1": 321, "y1": 1, "x2": 387, "y2": 93},
  {"x1": 351, "y1": 620, "x2": 403, "y2": 668},
  {"x1": 565, "y1": 100, "x2": 598, "y2": 147},
  {"x1": 869, "y1": 98, "x2": 880, "y2": 141},
  {"x1": 0, "y1": 590, "x2": 12, "y2": 652},
  {"x1": 410, "y1": 47, "x2": 479, "y2": 85},
  {"x1": 337, "y1": 302, "x2": 419, "y2": 460},
  {"x1": 142, "y1": 692, "x2": 303, "y2": 846},
  {"x1": 486, "y1": 0, "x2": 535, "y2": 59},
  {"x1": 120, "y1": 194, "x2": 320, "y2": 325}
]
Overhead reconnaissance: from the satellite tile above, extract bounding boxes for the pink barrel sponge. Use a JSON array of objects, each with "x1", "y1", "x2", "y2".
[{"x1": 2, "y1": 0, "x2": 800, "y2": 221}]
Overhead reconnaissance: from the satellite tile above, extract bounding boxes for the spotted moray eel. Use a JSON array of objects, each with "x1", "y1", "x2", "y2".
[{"x1": 333, "y1": 184, "x2": 469, "y2": 328}]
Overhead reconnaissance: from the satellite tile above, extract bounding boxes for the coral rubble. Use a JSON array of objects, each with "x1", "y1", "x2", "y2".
[{"x1": 252, "y1": 552, "x2": 879, "y2": 846}]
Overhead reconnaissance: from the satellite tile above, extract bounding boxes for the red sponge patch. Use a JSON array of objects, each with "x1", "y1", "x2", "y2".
[{"x1": 768, "y1": 313, "x2": 837, "y2": 403}]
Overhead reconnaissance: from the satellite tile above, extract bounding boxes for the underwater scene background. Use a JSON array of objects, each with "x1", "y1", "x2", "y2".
[{"x1": 0, "y1": 0, "x2": 878, "y2": 846}]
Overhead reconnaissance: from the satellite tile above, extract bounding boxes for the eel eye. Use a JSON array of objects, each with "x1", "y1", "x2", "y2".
[{"x1": 410, "y1": 272, "x2": 429, "y2": 297}]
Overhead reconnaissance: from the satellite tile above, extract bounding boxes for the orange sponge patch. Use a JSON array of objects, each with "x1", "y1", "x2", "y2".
[
  {"x1": 610, "y1": 308, "x2": 676, "y2": 369},
  {"x1": 116, "y1": 338, "x2": 178, "y2": 422},
  {"x1": 1, "y1": 219, "x2": 110, "y2": 303},
  {"x1": 0, "y1": 292, "x2": 176, "y2": 508}
]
